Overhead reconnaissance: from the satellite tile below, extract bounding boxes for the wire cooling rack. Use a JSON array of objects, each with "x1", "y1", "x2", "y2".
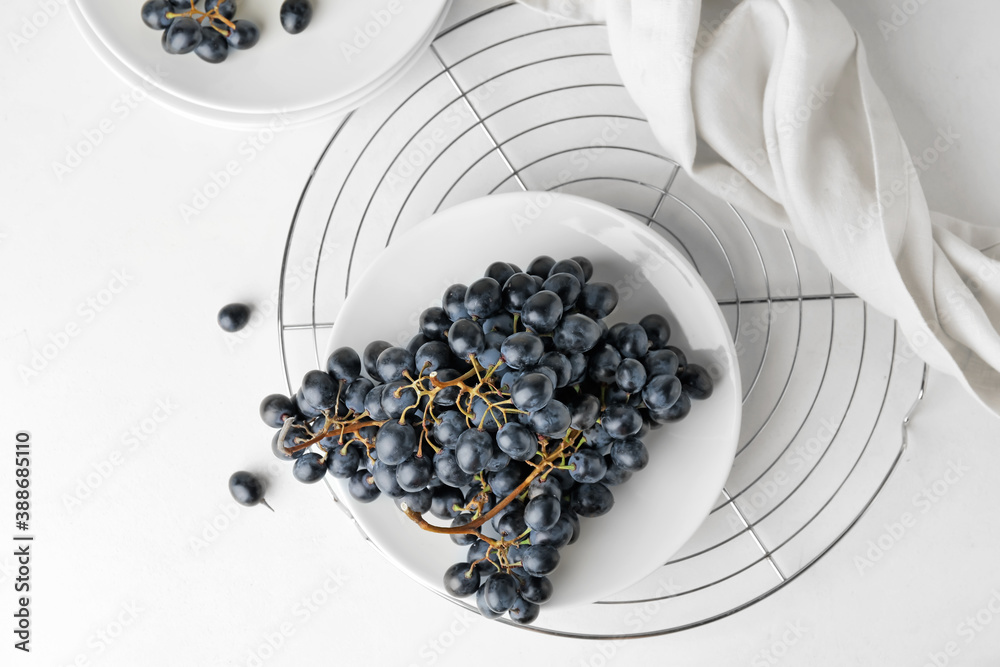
[{"x1": 276, "y1": 1, "x2": 928, "y2": 638}]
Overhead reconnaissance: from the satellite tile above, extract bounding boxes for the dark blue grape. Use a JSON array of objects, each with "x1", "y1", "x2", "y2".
[
  {"x1": 526, "y1": 255, "x2": 556, "y2": 278},
  {"x1": 292, "y1": 452, "x2": 326, "y2": 483},
  {"x1": 372, "y1": 461, "x2": 405, "y2": 498},
  {"x1": 520, "y1": 290, "x2": 562, "y2": 333},
  {"x1": 396, "y1": 454, "x2": 434, "y2": 492},
  {"x1": 602, "y1": 460, "x2": 632, "y2": 486},
  {"x1": 456, "y1": 429, "x2": 494, "y2": 474},
  {"x1": 206, "y1": 0, "x2": 236, "y2": 19},
  {"x1": 529, "y1": 515, "x2": 573, "y2": 548},
  {"x1": 521, "y1": 545, "x2": 560, "y2": 576},
  {"x1": 567, "y1": 352, "x2": 588, "y2": 384},
  {"x1": 509, "y1": 596, "x2": 540, "y2": 624},
  {"x1": 553, "y1": 313, "x2": 601, "y2": 354},
  {"x1": 431, "y1": 485, "x2": 465, "y2": 519},
  {"x1": 568, "y1": 448, "x2": 607, "y2": 483},
  {"x1": 227, "y1": 19, "x2": 260, "y2": 49},
  {"x1": 217, "y1": 302, "x2": 250, "y2": 331},
  {"x1": 615, "y1": 358, "x2": 647, "y2": 393},
  {"x1": 488, "y1": 463, "x2": 529, "y2": 498},
  {"x1": 443, "y1": 284, "x2": 470, "y2": 321},
  {"x1": 363, "y1": 384, "x2": 390, "y2": 421},
  {"x1": 582, "y1": 421, "x2": 614, "y2": 451},
  {"x1": 611, "y1": 437, "x2": 648, "y2": 471},
  {"x1": 300, "y1": 370, "x2": 338, "y2": 411},
  {"x1": 363, "y1": 340, "x2": 392, "y2": 379},
  {"x1": 449, "y1": 514, "x2": 479, "y2": 546},
  {"x1": 497, "y1": 511, "x2": 527, "y2": 539},
  {"x1": 485, "y1": 444, "x2": 511, "y2": 472},
  {"x1": 643, "y1": 349, "x2": 680, "y2": 378},
  {"x1": 271, "y1": 423, "x2": 309, "y2": 461},
  {"x1": 414, "y1": 341, "x2": 450, "y2": 375},
  {"x1": 348, "y1": 469, "x2": 381, "y2": 502},
  {"x1": 650, "y1": 392, "x2": 692, "y2": 423},
  {"x1": 571, "y1": 482, "x2": 614, "y2": 517},
  {"x1": 496, "y1": 422, "x2": 536, "y2": 461},
  {"x1": 478, "y1": 331, "x2": 505, "y2": 367},
  {"x1": 406, "y1": 333, "x2": 428, "y2": 356},
  {"x1": 571, "y1": 256, "x2": 594, "y2": 281},
  {"x1": 666, "y1": 345, "x2": 688, "y2": 368},
  {"x1": 279, "y1": 0, "x2": 313, "y2": 35},
  {"x1": 511, "y1": 372, "x2": 554, "y2": 412},
  {"x1": 443, "y1": 562, "x2": 480, "y2": 598},
  {"x1": 538, "y1": 352, "x2": 572, "y2": 388},
  {"x1": 435, "y1": 448, "x2": 475, "y2": 487},
  {"x1": 432, "y1": 411, "x2": 467, "y2": 448},
  {"x1": 601, "y1": 403, "x2": 643, "y2": 439},
  {"x1": 679, "y1": 363, "x2": 714, "y2": 399},
  {"x1": 141, "y1": 0, "x2": 173, "y2": 30},
  {"x1": 643, "y1": 374, "x2": 682, "y2": 410},
  {"x1": 228, "y1": 471, "x2": 267, "y2": 507},
  {"x1": 343, "y1": 378, "x2": 374, "y2": 414},
  {"x1": 162, "y1": 15, "x2": 202, "y2": 53},
  {"x1": 548, "y1": 258, "x2": 585, "y2": 283},
  {"x1": 194, "y1": 25, "x2": 228, "y2": 63},
  {"x1": 375, "y1": 422, "x2": 417, "y2": 465},
  {"x1": 520, "y1": 576, "x2": 553, "y2": 605},
  {"x1": 259, "y1": 394, "x2": 295, "y2": 428},
  {"x1": 485, "y1": 573, "x2": 519, "y2": 613},
  {"x1": 485, "y1": 261, "x2": 516, "y2": 286},
  {"x1": 524, "y1": 495, "x2": 560, "y2": 532},
  {"x1": 501, "y1": 273, "x2": 539, "y2": 313},
  {"x1": 447, "y1": 319, "x2": 485, "y2": 360},
  {"x1": 482, "y1": 312, "x2": 514, "y2": 336},
  {"x1": 528, "y1": 400, "x2": 571, "y2": 437},
  {"x1": 380, "y1": 380, "x2": 417, "y2": 419},
  {"x1": 418, "y1": 306, "x2": 451, "y2": 341},
  {"x1": 399, "y1": 488, "x2": 433, "y2": 514},
  {"x1": 500, "y1": 332, "x2": 544, "y2": 369},
  {"x1": 616, "y1": 323, "x2": 649, "y2": 359},
  {"x1": 376, "y1": 346, "x2": 416, "y2": 382},
  {"x1": 326, "y1": 347, "x2": 362, "y2": 382},
  {"x1": 566, "y1": 393, "x2": 600, "y2": 430},
  {"x1": 465, "y1": 277, "x2": 502, "y2": 319},
  {"x1": 588, "y1": 343, "x2": 622, "y2": 384},
  {"x1": 639, "y1": 313, "x2": 671, "y2": 349},
  {"x1": 476, "y1": 584, "x2": 504, "y2": 620},
  {"x1": 542, "y1": 272, "x2": 581, "y2": 311},
  {"x1": 578, "y1": 282, "x2": 619, "y2": 319},
  {"x1": 326, "y1": 444, "x2": 362, "y2": 478}
]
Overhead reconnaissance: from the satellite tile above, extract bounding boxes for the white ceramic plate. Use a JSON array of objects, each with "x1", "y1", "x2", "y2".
[
  {"x1": 326, "y1": 192, "x2": 742, "y2": 609},
  {"x1": 70, "y1": 0, "x2": 449, "y2": 126}
]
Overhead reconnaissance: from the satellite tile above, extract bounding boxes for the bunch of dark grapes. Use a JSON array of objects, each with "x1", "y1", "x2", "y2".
[
  {"x1": 140, "y1": 0, "x2": 313, "y2": 64},
  {"x1": 259, "y1": 255, "x2": 713, "y2": 625}
]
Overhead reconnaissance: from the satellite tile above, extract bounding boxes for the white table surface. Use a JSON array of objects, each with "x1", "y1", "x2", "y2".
[{"x1": 2, "y1": 0, "x2": 1000, "y2": 665}]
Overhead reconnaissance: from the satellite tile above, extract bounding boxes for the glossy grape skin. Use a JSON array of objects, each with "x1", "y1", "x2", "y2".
[
  {"x1": 431, "y1": 411, "x2": 466, "y2": 448},
  {"x1": 567, "y1": 448, "x2": 607, "y2": 483},
  {"x1": 500, "y1": 332, "x2": 544, "y2": 369},
  {"x1": 194, "y1": 25, "x2": 228, "y2": 63},
  {"x1": 615, "y1": 358, "x2": 647, "y2": 393},
  {"x1": 442, "y1": 283, "x2": 470, "y2": 321},
  {"x1": 418, "y1": 306, "x2": 450, "y2": 341},
  {"x1": 495, "y1": 422, "x2": 536, "y2": 461},
  {"x1": 434, "y1": 448, "x2": 475, "y2": 488},
  {"x1": 363, "y1": 384, "x2": 390, "y2": 420},
  {"x1": 160, "y1": 16, "x2": 202, "y2": 53},
  {"x1": 447, "y1": 514, "x2": 480, "y2": 547},
  {"x1": 376, "y1": 346, "x2": 416, "y2": 382},
  {"x1": 488, "y1": 463, "x2": 529, "y2": 498},
  {"x1": 447, "y1": 319, "x2": 485, "y2": 360},
  {"x1": 300, "y1": 369, "x2": 339, "y2": 411},
  {"x1": 639, "y1": 313, "x2": 671, "y2": 349},
  {"x1": 538, "y1": 351, "x2": 572, "y2": 388},
  {"x1": 280, "y1": 0, "x2": 313, "y2": 34},
  {"x1": 543, "y1": 272, "x2": 582, "y2": 311},
  {"x1": 482, "y1": 311, "x2": 514, "y2": 336},
  {"x1": 217, "y1": 302, "x2": 250, "y2": 331},
  {"x1": 643, "y1": 349, "x2": 680, "y2": 378},
  {"x1": 342, "y1": 378, "x2": 374, "y2": 414},
  {"x1": 611, "y1": 436, "x2": 649, "y2": 471},
  {"x1": 478, "y1": 331, "x2": 505, "y2": 367},
  {"x1": 501, "y1": 272, "x2": 539, "y2": 313},
  {"x1": 327, "y1": 346, "x2": 362, "y2": 382},
  {"x1": 371, "y1": 461, "x2": 405, "y2": 498},
  {"x1": 396, "y1": 454, "x2": 434, "y2": 492},
  {"x1": 521, "y1": 545, "x2": 560, "y2": 576},
  {"x1": 497, "y1": 511, "x2": 528, "y2": 539},
  {"x1": 526, "y1": 255, "x2": 556, "y2": 278},
  {"x1": 348, "y1": 469, "x2": 381, "y2": 503},
  {"x1": 520, "y1": 576, "x2": 554, "y2": 605},
  {"x1": 571, "y1": 255, "x2": 594, "y2": 281},
  {"x1": 456, "y1": 429, "x2": 494, "y2": 474},
  {"x1": 259, "y1": 394, "x2": 295, "y2": 428},
  {"x1": 430, "y1": 485, "x2": 465, "y2": 519},
  {"x1": 616, "y1": 323, "x2": 650, "y2": 359},
  {"x1": 602, "y1": 459, "x2": 633, "y2": 486},
  {"x1": 485, "y1": 573, "x2": 519, "y2": 612},
  {"x1": 567, "y1": 352, "x2": 588, "y2": 384},
  {"x1": 511, "y1": 372, "x2": 554, "y2": 412},
  {"x1": 528, "y1": 400, "x2": 571, "y2": 438},
  {"x1": 508, "y1": 596, "x2": 540, "y2": 624},
  {"x1": 666, "y1": 345, "x2": 688, "y2": 368},
  {"x1": 571, "y1": 482, "x2": 615, "y2": 517},
  {"x1": 553, "y1": 313, "x2": 602, "y2": 354},
  {"x1": 227, "y1": 19, "x2": 260, "y2": 49},
  {"x1": 399, "y1": 488, "x2": 433, "y2": 514},
  {"x1": 228, "y1": 471, "x2": 266, "y2": 506},
  {"x1": 485, "y1": 444, "x2": 511, "y2": 472},
  {"x1": 476, "y1": 584, "x2": 504, "y2": 620},
  {"x1": 679, "y1": 363, "x2": 714, "y2": 399},
  {"x1": 325, "y1": 444, "x2": 362, "y2": 478},
  {"x1": 520, "y1": 290, "x2": 563, "y2": 333},
  {"x1": 411, "y1": 341, "x2": 447, "y2": 375},
  {"x1": 601, "y1": 403, "x2": 643, "y2": 439},
  {"x1": 465, "y1": 277, "x2": 502, "y2": 318},
  {"x1": 362, "y1": 340, "x2": 392, "y2": 379},
  {"x1": 141, "y1": 0, "x2": 173, "y2": 30},
  {"x1": 292, "y1": 452, "x2": 327, "y2": 483},
  {"x1": 375, "y1": 421, "x2": 417, "y2": 465},
  {"x1": 588, "y1": 342, "x2": 622, "y2": 384},
  {"x1": 443, "y1": 562, "x2": 480, "y2": 598},
  {"x1": 650, "y1": 392, "x2": 692, "y2": 423},
  {"x1": 643, "y1": 374, "x2": 683, "y2": 410},
  {"x1": 578, "y1": 282, "x2": 619, "y2": 319},
  {"x1": 485, "y1": 261, "x2": 516, "y2": 286},
  {"x1": 524, "y1": 494, "x2": 561, "y2": 532},
  {"x1": 529, "y1": 515, "x2": 573, "y2": 548},
  {"x1": 380, "y1": 380, "x2": 417, "y2": 419}
]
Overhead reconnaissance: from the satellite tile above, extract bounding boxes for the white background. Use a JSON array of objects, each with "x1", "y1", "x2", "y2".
[{"x1": 2, "y1": 0, "x2": 1000, "y2": 665}]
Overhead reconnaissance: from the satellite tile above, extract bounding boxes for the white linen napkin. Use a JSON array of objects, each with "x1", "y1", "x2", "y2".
[{"x1": 518, "y1": 0, "x2": 1000, "y2": 415}]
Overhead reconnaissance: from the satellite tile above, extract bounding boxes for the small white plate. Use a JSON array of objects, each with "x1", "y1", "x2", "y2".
[
  {"x1": 326, "y1": 192, "x2": 742, "y2": 609},
  {"x1": 70, "y1": 0, "x2": 449, "y2": 126}
]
